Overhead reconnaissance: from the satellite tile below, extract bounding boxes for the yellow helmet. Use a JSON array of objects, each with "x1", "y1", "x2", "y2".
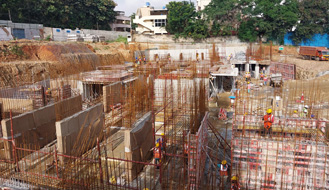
[
  {"x1": 247, "y1": 82, "x2": 250, "y2": 84},
  {"x1": 231, "y1": 176, "x2": 238, "y2": 181},
  {"x1": 294, "y1": 110, "x2": 297, "y2": 113},
  {"x1": 110, "y1": 176, "x2": 116, "y2": 184},
  {"x1": 156, "y1": 143, "x2": 160, "y2": 147},
  {"x1": 222, "y1": 160, "x2": 227, "y2": 165},
  {"x1": 143, "y1": 188, "x2": 149, "y2": 190},
  {"x1": 161, "y1": 133, "x2": 164, "y2": 136},
  {"x1": 267, "y1": 109, "x2": 272, "y2": 114}
]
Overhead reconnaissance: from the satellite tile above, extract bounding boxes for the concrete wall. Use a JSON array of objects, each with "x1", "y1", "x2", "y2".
[
  {"x1": 103, "y1": 82, "x2": 122, "y2": 113},
  {"x1": 0, "y1": 20, "x2": 43, "y2": 40},
  {"x1": 133, "y1": 34, "x2": 243, "y2": 44},
  {"x1": 1, "y1": 104, "x2": 56, "y2": 159},
  {"x1": 56, "y1": 103, "x2": 103, "y2": 163},
  {"x1": 54, "y1": 95, "x2": 82, "y2": 121},
  {"x1": 44, "y1": 27, "x2": 129, "y2": 42},
  {"x1": 124, "y1": 112, "x2": 153, "y2": 181},
  {"x1": 154, "y1": 78, "x2": 209, "y2": 106},
  {"x1": 0, "y1": 27, "x2": 13, "y2": 41}
]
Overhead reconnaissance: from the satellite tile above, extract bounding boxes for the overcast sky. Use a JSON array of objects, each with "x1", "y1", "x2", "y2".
[{"x1": 114, "y1": 0, "x2": 197, "y2": 16}]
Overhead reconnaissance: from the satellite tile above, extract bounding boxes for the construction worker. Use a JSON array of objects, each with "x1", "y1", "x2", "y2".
[
  {"x1": 153, "y1": 143, "x2": 161, "y2": 169},
  {"x1": 292, "y1": 110, "x2": 299, "y2": 118},
  {"x1": 220, "y1": 160, "x2": 228, "y2": 176},
  {"x1": 260, "y1": 72, "x2": 264, "y2": 80},
  {"x1": 156, "y1": 133, "x2": 165, "y2": 151},
  {"x1": 244, "y1": 72, "x2": 248, "y2": 81},
  {"x1": 168, "y1": 55, "x2": 171, "y2": 64},
  {"x1": 262, "y1": 67, "x2": 266, "y2": 74},
  {"x1": 138, "y1": 56, "x2": 142, "y2": 65},
  {"x1": 247, "y1": 82, "x2": 251, "y2": 93},
  {"x1": 263, "y1": 109, "x2": 274, "y2": 137},
  {"x1": 143, "y1": 55, "x2": 146, "y2": 64},
  {"x1": 231, "y1": 175, "x2": 240, "y2": 190},
  {"x1": 302, "y1": 105, "x2": 309, "y2": 118},
  {"x1": 263, "y1": 75, "x2": 268, "y2": 86},
  {"x1": 184, "y1": 142, "x2": 188, "y2": 164}
]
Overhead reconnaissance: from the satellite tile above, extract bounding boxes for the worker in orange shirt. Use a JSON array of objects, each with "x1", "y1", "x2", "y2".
[
  {"x1": 263, "y1": 109, "x2": 274, "y2": 137},
  {"x1": 153, "y1": 143, "x2": 161, "y2": 169}
]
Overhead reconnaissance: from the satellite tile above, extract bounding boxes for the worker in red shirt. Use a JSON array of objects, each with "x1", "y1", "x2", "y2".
[{"x1": 263, "y1": 109, "x2": 274, "y2": 137}]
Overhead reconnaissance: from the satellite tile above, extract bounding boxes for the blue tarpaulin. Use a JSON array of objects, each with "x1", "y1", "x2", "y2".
[{"x1": 284, "y1": 32, "x2": 329, "y2": 47}]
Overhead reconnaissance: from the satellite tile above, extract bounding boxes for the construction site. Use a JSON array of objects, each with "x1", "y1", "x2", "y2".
[{"x1": 0, "y1": 39, "x2": 328, "y2": 190}]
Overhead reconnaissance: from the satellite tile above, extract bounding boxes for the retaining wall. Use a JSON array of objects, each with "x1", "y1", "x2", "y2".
[
  {"x1": 56, "y1": 103, "x2": 103, "y2": 163},
  {"x1": 124, "y1": 112, "x2": 153, "y2": 181},
  {"x1": 1, "y1": 104, "x2": 56, "y2": 159}
]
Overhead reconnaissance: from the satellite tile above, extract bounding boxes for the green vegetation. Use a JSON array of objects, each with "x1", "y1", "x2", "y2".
[
  {"x1": 130, "y1": 13, "x2": 138, "y2": 31},
  {"x1": 166, "y1": 1, "x2": 208, "y2": 40},
  {"x1": 292, "y1": 0, "x2": 329, "y2": 43},
  {"x1": 0, "y1": 0, "x2": 117, "y2": 30},
  {"x1": 166, "y1": 0, "x2": 328, "y2": 44}
]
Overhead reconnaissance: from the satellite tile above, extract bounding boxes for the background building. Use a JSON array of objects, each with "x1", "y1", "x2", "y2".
[
  {"x1": 196, "y1": 0, "x2": 211, "y2": 11},
  {"x1": 110, "y1": 11, "x2": 131, "y2": 32},
  {"x1": 133, "y1": 3, "x2": 167, "y2": 35}
]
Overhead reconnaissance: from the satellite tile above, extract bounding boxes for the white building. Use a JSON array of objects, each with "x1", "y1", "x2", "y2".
[
  {"x1": 133, "y1": 3, "x2": 168, "y2": 35},
  {"x1": 196, "y1": 0, "x2": 211, "y2": 11}
]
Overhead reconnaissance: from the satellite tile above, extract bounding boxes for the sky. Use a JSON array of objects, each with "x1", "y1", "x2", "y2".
[{"x1": 114, "y1": 0, "x2": 197, "y2": 16}]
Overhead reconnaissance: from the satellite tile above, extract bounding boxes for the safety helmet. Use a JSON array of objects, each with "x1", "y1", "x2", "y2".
[
  {"x1": 267, "y1": 109, "x2": 272, "y2": 114},
  {"x1": 231, "y1": 176, "x2": 238, "y2": 181},
  {"x1": 304, "y1": 105, "x2": 309, "y2": 109},
  {"x1": 304, "y1": 109, "x2": 307, "y2": 113},
  {"x1": 222, "y1": 160, "x2": 227, "y2": 165},
  {"x1": 156, "y1": 143, "x2": 160, "y2": 147},
  {"x1": 265, "y1": 75, "x2": 267, "y2": 77},
  {"x1": 294, "y1": 110, "x2": 297, "y2": 113},
  {"x1": 161, "y1": 133, "x2": 164, "y2": 136},
  {"x1": 143, "y1": 188, "x2": 149, "y2": 190},
  {"x1": 247, "y1": 82, "x2": 250, "y2": 84},
  {"x1": 311, "y1": 114, "x2": 315, "y2": 118}
]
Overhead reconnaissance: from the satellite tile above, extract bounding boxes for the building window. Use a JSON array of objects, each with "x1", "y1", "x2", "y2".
[{"x1": 154, "y1": 19, "x2": 166, "y2": 27}]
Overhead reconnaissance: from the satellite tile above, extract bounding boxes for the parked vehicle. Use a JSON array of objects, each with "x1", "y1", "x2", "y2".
[
  {"x1": 270, "y1": 73, "x2": 283, "y2": 87},
  {"x1": 299, "y1": 46, "x2": 329, "y2": 61}
]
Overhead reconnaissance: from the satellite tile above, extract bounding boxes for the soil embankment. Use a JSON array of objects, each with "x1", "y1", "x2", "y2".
[{"x1": 0, "y1": 41, "x2": 133, "y2": 87}]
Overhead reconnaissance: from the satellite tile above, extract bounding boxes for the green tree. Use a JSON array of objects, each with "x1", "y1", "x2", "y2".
[
  {"x1": 292, "y1": 0, "x2": 329, "y2": 44},
  {"x1": 204, "y1": 0, "x2": 239, "y2": 36},
  {"x1": 130, "y1": 13, "x2": 138, "y2": 31},
  {"x1": 166, "y1": 1, "x2": 196, "y2": 34},
  {"x1": 0, "y1": 0, "x2": 117, "y2": 30},
  {"x1": 166, "y1": 1, "x2": 208, "y2": 40},
  {"x1": 238, "y1": 0, "x2": 298, "y2": 43}
]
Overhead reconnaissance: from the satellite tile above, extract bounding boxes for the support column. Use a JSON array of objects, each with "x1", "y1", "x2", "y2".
[
  {"x1": 245, "y1": 63, "x2": 250, "y2": 72},
  {"x1": 255, "y1": 64, "x2": 260, "y2": 79}
]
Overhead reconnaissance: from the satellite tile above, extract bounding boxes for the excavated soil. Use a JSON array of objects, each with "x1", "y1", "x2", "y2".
[{"x1": 0, "y1": 41, "x2": 133, "y2": 87}]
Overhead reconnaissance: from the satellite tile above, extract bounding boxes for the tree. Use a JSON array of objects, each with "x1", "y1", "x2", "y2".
[
  {"x1": 292, "y1": 0, "x2": 329, "y2": 44},
  {"x1": 166, "y1": 1, "x2": 196, "y2": 34},
  {"x1": 130, "y1": 13, "x2": 138, "y2": 31},
  {"x1": 166, "y1": 1, "x2": 208, "y2": 40},
  {"x1": 238, "y1": 0, "x2": 298, "y2": 43},
  {"x1": 204, "y1": 0, "x2": 239, "y2": 36},
  {"x1": 0, "y1": 0, "x2": 117, "y2": 30}
]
